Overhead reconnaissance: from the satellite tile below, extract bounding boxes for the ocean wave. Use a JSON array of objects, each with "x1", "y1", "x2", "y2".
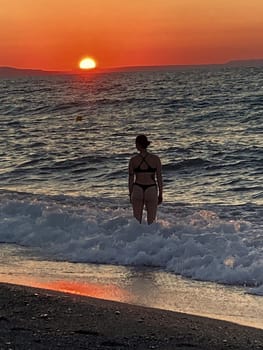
[
  {"x1": 163, "y1": 158, "x2": 212, "y2": 171},
  {"x1": 0, "y1": 190, "x2": 262, "y2": 288}
]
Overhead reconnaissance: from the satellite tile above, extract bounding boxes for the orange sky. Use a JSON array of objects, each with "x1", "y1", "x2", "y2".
[{"x1": 1, "y1": 0, "x2": 263, "y2": 71}]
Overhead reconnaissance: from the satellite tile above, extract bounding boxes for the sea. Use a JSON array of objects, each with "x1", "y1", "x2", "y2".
[{"x1": 0, "y1": 66, "x2": 262, "y2": 327}]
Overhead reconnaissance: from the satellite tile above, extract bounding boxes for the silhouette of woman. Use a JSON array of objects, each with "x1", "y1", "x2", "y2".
[{"x1": 128, "y1": 135, "x2": 163, "y2": 224}]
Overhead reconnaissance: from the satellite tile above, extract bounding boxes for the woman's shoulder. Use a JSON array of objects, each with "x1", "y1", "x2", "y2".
[
  {"x1": 147, "y1": 152, "x2": 161, "y2": 161},
  {"x1": 130, "y1": 154, "x2": 140, "y2": 162}
]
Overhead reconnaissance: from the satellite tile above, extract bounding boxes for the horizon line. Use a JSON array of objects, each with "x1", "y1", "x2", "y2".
[
  {"x1": 1, "y1": 62, "x2": 224, "y2": 73},
  {"x1": 1, "y1": 57, "x2": 263, "y2": 74}
]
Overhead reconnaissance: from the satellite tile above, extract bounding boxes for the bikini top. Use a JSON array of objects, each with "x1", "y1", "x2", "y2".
[{"x1": 134, "y1": 155, "x2": 156, "y2": 173}]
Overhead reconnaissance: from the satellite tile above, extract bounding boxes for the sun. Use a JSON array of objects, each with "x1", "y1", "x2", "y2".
[{"x1": 79, "y1": 57, "x2": 97, "y2": 70}]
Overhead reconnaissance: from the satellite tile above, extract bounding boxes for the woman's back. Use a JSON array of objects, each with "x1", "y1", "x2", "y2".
[{"x1": 131, "y1": 153, "x2": 158, "y2": 184}]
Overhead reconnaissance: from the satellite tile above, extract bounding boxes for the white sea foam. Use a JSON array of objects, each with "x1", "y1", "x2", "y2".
[
  {"x1": 0, "y1": 191, "x2": 262, "y2": 289},
  {"x1": 247, "y1": 284, "x2": 263, "y2": 296}
]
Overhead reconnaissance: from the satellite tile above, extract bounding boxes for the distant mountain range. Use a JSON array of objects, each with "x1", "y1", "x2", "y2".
[
  {"x1": 0, "y1": 66, "x2": 69, "y2": 77},
  {"x1": 226, "y1": 59, "x2": 263, "y2": 67},
  {"x1": 1, "y1": 59, "x2": 263, "y2": 77}
]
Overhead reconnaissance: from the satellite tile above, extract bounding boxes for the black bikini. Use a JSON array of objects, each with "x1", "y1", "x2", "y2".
[
  {"x1": 134, "y1": 183, "x2": 156, "y2": 191},
  {"x1": 134, "y1": 155, "x2": 157, "y2": 191},
  {"x1": 134, "y1": 155, "x2": 156, "y2": 174}
]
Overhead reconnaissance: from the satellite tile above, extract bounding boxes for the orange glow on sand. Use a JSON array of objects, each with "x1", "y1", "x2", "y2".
[
  {"x1": 0, "y1": 275, "x2": 131, "y2": 302},
  {"x1": 44, "y1": 280, "x2": 130, "y2": 301}
]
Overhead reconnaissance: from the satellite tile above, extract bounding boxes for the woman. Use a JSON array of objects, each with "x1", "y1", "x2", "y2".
[{"x1": 128, "y1": 134, "x2": 163, "y2": 224}]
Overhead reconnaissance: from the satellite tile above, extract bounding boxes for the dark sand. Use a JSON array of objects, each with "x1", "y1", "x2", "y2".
[{"x1": 0, "y1": 282, "x2": 262, "y2": 350}]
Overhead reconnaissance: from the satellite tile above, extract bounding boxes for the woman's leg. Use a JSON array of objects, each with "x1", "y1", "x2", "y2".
[
  {"x1": 144, "y1": 186, "x2": 158, "y2": 224},
  {"x1": 131, "y1": 185, "x2": 144, "y2": 223}
]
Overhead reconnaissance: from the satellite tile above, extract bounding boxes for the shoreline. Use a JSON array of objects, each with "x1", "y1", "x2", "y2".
[{"x1": 0, "y1": 282, "x2": 262, "y2": 349}]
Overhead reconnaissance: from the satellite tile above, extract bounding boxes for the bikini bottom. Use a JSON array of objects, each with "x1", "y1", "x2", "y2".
[{"x1": 134, "y1": 182, "x2": 156, "y2": 192}]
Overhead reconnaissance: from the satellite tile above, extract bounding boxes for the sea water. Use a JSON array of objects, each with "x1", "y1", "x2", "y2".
[{"x1": 0, "y1": 66, "x2": 262, "y2": 322}]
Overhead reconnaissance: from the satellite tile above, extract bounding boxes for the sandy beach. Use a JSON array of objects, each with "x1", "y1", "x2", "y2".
[{"x1": 0, "y1": 282, "x2": 262, "y2": 350}]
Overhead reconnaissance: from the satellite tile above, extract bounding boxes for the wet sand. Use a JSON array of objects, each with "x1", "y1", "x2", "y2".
[{"x1": 0, "y1": 282, "x2": 262, "y2": 350}]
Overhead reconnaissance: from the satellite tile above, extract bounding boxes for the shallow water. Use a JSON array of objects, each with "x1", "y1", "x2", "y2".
[
  {"x1": 0, "y1": 244, "x2": 262, "y2": 329},
  {"x1": 0, "y1": 190, "x2": 262, "y2": 289}
]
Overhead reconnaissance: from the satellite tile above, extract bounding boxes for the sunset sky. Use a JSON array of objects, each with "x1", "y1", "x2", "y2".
[{"x1": 1, "y1": 0, "x2": 263, "y2": 71}]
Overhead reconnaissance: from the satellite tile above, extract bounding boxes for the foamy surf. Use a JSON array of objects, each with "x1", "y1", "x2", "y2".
[
  {"x1": 0, "y1": 190, "x2": 262, "y2": 289},
  {"x1": 0, "y1": 244, "x2": 262, "y2": 329}
]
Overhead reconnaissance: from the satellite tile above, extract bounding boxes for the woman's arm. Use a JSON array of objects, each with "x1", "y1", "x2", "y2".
[
  {"x1": 128, "y1": 158, "x2": 134, "y2": 199},
  {"x1": 156, "y1": 156, "x2": 163, "y2": 204}
]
